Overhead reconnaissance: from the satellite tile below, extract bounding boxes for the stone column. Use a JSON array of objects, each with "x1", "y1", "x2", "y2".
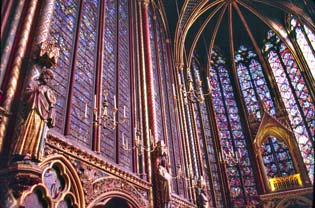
[{"x1": 0, "y1": 0, "x2": 39, "y2": 152}]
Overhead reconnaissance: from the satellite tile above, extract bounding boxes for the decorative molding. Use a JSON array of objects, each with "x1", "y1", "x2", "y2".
[
  {"x1": 171, "y1": 194, "x2": 196, "y2": 208},
  {"x1": 87, "y1": 177, "x2": 148, "y2": 207},
  {"x1": 45, "y1": 132, "x2": 151, "y2": 191},
  {"x1": 39, "y1": 156, "x2": 84, "y2": 207},
  {"x1": 259, "y1": 187, "x2": 313, "y2": 201}
]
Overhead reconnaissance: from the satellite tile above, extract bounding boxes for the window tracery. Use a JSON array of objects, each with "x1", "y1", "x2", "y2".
[{"x1": 48, "y1": 0, "x2": 133, "y2": 168}]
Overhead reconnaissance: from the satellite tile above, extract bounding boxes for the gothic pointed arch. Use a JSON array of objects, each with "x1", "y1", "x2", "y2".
[
  {"x1": 276, "y1": 195, "x2": 313, "y2": 208},
  {"x1": 39, "y1": 155, "x2": 85, "y2": 208},
  {"x1": 253, "y1": 113, "x2": 310, "y2": 192},
  {"x1": 86, "y1": 177, "x2": 147, "y2": 208}
]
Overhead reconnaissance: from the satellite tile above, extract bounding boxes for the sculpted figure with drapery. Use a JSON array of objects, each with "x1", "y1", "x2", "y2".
[
  {"x1": 12, "y1": 68, "x2": 56, "y2": 161},
  {"x1": 158, "y1": 152, "x2": 172, "y2": 208}
]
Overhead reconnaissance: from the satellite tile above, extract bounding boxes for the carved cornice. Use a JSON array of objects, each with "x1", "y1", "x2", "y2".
[
  {"x1": 259, "y1": 187, "x2": 313, "y2": 201},
  {"x1": 0, "y1": 162, "x2": 43, "y2": 198},
  {"x1": 45, "y1": 132, "x2": 151, "y2": 191},
  {"x1": 171, "y1": 194, "x2": 196, "y2": 208},
  {"x1": 87, "y1": 177, "x2": 148, "y2": 207}
]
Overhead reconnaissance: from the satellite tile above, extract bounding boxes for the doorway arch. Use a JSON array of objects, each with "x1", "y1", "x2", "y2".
[
  {"x1": 86, "y1": 177, "x2": 147, "y2": 208},
  {"x1": 94, "y1": 197, "x2": 134, "y2": 208}
]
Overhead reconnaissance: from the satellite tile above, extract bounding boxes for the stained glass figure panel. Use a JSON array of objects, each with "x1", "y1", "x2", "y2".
[{"x1": 236, "y1": 46, "x2": 275, "y2": 121}]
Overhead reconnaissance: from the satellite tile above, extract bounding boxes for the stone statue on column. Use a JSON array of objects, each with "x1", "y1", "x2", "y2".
[
  {"x1": 158, "y1": 152, "x2": 172, "y2": 208},
  {"x1": 196, "y1": 176, "x2": 209, "y2": 208},
  {"x1": 155, "y1": 140, "x2": 172, "y2": 208},
  {"x1": 12, "y1": 40, "x2": 59, "y2": 162}
]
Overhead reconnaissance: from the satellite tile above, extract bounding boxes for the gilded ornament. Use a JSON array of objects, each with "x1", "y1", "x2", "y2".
[{"x1": 37, "y1": 41, "x2": 60, "y2": 68}]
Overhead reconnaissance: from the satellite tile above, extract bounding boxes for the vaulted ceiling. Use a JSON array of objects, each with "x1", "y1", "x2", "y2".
[{"x1": 162, "y1": 0, "x2": 315, "y2": 74}]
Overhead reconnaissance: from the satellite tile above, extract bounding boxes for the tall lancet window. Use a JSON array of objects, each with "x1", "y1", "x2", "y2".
[
  {"x1": 209, "y1": 50, "x2": 258, "y2": 207},
  {"x1": 48, "y1": 0, "x2": 81, "y2": 132},
  {"x1": 48, "y1": 0, "x2": 99, "y2": 147},
  {"x1": 235, "y1": 45, "x2": 276, "y2": 120},
  {"x1": 70, "y1": 0, "x2": 98, "y2": 146},
  {"x1": 263, "y1": 30, "x2": 314, "y2": 183},
  {"x1": 191, "y1": 55, "x2": 219, "y2": 206},
  {"x1": 289, "y1": 15, "x2": 315, "y2": 79}
]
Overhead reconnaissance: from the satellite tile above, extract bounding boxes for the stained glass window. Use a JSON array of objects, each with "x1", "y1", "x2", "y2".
[
  {"x1": 191, "y1": 56, "x2": 222, "y2": 207},
  {"x1": 48, "y1": 0, "x2": 133, "y2": 169},
  {"x1": 235, "y1": 45, "x2": 275, "y2": 120},
  {"x1": 263, "y1": 30, "x2": 314, "y2": 183},
  {"x1": 70, "y1": 0, "x2": 98, "y2": 147},
  {"x1": 101, "y1": 0, "x2": 117, "y2": 162},
  {"x1": 100, "y1": 0, "x2": 132, "y2": 169},
  {"x1": 289, "y1": 16, "x2": 315, "y2": 79},
  {"x1": 48, "y1": 0, "x2": 80, "y2": 131},
  {"x1": 117, "y1": 0, "x2": 132, "y2": 169},
  {"x1": 200, "y1": 101, "x2": 223, "y2": 207},
  {"x1": 156, "y1": 14, "x2": 174, "y2": 181},
  {"x1": 261, "y1": 137, "x2": 296, "y2": 178},
  {"x1": 209, "y1": 50, "x2": 258, "y2": 206},
  {"x1": 149, "y1": 7, "x2": 184, "y2": 195}
]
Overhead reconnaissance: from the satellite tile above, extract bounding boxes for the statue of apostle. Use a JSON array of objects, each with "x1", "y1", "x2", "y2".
[
  {"x1": 196, "y1": 176, "x2": 209, "y2": 208},
  {"x1": 12, "y1": 68, "x2": 56, "y2": 161},
  {"x1": 158, "y1": 153, "x2": 172, "y2": 208}
]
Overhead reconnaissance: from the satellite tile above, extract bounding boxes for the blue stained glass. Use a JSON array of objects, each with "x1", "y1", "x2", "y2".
[
  {"x1": 261, "y1": 137, "x2": 296, "y2": 178},
  {"x1": 118, "y1": 0, "x2": 132, "y2": 169},
  {"x1": 101, "y1": 0, "x2": 118, "y2": 161},
  {"x1": 48, "y1": 0, "x2": 80, "y2": 131},
  {"x1": 192, "y1": 55, "x2": 220, "y2": 205},
  {"x1": 69, "y1": 0, "x2": 98, "y2": 147},
  {"x1": 150, "y1": 8, "x2": 163, "y2": 142},
  {"x1": 209, "y1": 50, "x2": 258, "y2": 206}
]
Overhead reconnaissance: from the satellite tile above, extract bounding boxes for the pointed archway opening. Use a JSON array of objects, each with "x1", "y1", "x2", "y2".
[{"x1": 95, "y1": 197, "x2": 133, "y2": 208}]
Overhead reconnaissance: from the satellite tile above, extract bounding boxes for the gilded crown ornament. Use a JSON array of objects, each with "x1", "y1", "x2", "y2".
[{"x1": 37, "y1": 40, "x2": 60, "y2": 68}]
